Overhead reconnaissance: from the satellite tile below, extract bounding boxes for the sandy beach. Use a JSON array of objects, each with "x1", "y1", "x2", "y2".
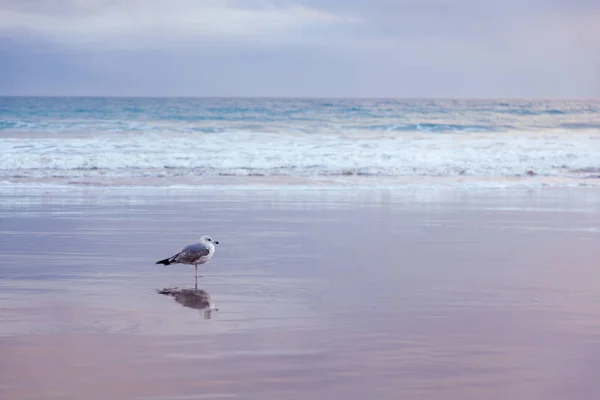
[{"x1": 1, "y1": 185, "x2": 600, "y2": 399}]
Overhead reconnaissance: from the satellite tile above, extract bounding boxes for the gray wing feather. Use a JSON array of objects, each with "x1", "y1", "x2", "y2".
[{"x1": 170, "y1": 243, "x2": 209, "y2": 264}]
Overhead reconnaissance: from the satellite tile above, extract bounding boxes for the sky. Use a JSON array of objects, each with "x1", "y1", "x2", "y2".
[{"x1": 1, "y1": 0, "x2": 599, "y2": 97}]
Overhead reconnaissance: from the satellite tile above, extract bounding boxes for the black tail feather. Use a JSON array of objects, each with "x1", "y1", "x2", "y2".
[{"x1": 156, "y1": 258, "x2": 171, "y2": 266}]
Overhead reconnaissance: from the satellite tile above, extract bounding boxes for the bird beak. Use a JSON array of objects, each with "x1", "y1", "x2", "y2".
[{"x1": 215, "y1": 241, "x2": 219, "y2": 244}]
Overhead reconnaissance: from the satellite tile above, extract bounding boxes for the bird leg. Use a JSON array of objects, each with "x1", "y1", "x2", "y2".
[{"x1": 195, "y1": 265, "x2": 198, "y2": 291}]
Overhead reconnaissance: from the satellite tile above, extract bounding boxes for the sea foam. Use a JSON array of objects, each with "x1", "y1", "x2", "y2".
[{"x1": 1, "y1": 97, "x2": 599, "y2": 187}]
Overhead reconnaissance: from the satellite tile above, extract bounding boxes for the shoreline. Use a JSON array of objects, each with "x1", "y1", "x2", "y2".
[{"x1": 2, "y1": 173, "x2": 600, "y2": 190}]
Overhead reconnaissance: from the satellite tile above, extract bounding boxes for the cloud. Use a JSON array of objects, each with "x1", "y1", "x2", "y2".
[
  {"x1": 0, "y1": 0, "x2": 598, "y2": 97},
  {"x1": 0, "y1": 0, "x2": 358, "y2": 48}
]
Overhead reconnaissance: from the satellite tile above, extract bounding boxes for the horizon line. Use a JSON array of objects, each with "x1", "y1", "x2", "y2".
[{"x1": 1, "y1": 95, "x2": 598, "y2": 101}]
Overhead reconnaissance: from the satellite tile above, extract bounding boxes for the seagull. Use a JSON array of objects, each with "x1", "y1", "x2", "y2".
[{"x1": 156, "y1": 235, "x2": 219, "y2": 290}]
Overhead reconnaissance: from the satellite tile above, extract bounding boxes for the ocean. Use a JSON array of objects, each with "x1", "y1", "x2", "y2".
[{"x1": 1, "y1": 97, "x2": 599, "y2": 188}]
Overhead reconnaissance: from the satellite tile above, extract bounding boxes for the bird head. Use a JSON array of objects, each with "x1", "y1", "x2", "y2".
[{"x1": 200, "y1": 235, "x2": 219, "y2": 245}]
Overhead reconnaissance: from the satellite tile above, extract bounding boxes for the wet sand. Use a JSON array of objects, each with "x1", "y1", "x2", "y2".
[{"x1": 1, "y1": 187, "x2": 600, "y2": 399}]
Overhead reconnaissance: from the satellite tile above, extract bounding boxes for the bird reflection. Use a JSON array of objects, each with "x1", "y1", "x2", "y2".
[{"x1": 158, "y1": 287, "x2": 218, "y2": 319}]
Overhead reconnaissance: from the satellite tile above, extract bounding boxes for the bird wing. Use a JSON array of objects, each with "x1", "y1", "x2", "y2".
[{"x1": 170, "y1": 243, "x2": 210, "y2": 264}]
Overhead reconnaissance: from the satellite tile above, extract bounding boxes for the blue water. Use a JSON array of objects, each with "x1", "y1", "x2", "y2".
[
  {"x1": 1, "y1": 97, "x2": 599, "y2": 187},
  {"x1": 1, "y1": 97, "x2": 599, "y2": 134}
]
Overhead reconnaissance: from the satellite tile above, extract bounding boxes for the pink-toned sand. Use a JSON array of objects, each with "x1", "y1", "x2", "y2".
[{"x1": 1, "y1": 187, "x2": 600, "y2": 400}]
